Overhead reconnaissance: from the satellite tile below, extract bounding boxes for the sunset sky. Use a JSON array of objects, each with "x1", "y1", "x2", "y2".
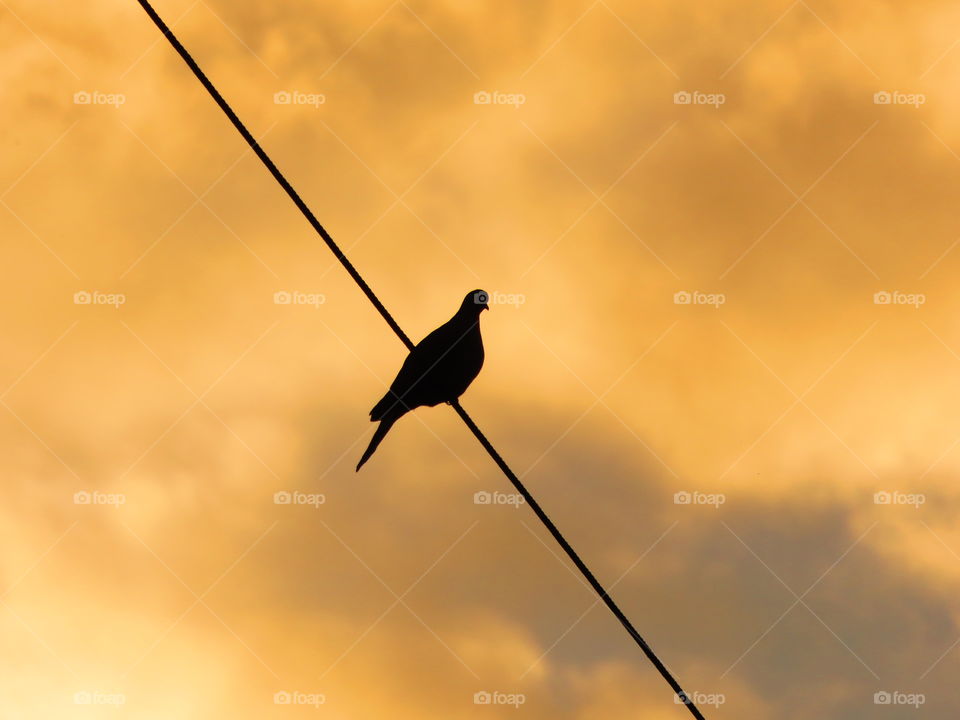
[{"x1": 4, "y1": 1, "x2": 960, "y2": 717}]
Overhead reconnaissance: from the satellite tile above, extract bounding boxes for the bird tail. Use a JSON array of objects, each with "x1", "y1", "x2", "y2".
[
  {"x1": 356, "y1": 417, "x2": 396, "y2": 471},
  {"x1": 370, "y1": 390, "x2": 404, "y2": 421}
]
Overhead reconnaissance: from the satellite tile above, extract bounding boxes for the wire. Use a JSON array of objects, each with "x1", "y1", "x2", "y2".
[
  {"x1": 133, "y1": 2, "x2": 706, "y2": 717},
  {"x1": 134, "y1": 0, "x2": 414, "y2": 353},
  {"x1": 451, "y1": 404, "x2": 704, "y2": 714}
]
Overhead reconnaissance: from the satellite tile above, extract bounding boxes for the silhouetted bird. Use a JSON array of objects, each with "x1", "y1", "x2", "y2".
[{"x1": 356, "y1": 289, "x2": 489, "y2": 471}]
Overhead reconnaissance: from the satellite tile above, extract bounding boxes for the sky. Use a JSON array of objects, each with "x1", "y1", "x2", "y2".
[{"x1": 3, "y1": 0, "x2": 960, "y2": 717}]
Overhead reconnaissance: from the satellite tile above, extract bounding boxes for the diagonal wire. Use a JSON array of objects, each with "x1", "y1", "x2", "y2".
[
  {"x1": 132, "y1": 2, "x2": 706, "y2": 716},
  {"x1": 135, "y1": 0, "x2": 413, "y2": 351}
]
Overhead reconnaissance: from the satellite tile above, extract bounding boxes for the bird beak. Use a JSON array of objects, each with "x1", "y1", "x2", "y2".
[{"x1": 482, "y1": 304, "x2": 489, "y2": 312}]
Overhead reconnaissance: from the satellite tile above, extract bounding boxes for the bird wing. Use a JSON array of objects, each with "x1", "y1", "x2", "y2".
[
  {"x1": 392, "y1": 322, "x2": 458, "y2": 392},
  {"x1": 369, "y1": 321, "x2": 455, "y2": 419}
]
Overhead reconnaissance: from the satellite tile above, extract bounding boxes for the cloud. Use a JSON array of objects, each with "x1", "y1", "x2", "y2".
[{"x1": 4, "y1": 0, "x2": 960, "y2": 717}]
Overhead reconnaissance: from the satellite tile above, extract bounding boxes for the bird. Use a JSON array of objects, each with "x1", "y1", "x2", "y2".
[{"x1": 356, "y1": 289, "x2": 489, "y2": 471}]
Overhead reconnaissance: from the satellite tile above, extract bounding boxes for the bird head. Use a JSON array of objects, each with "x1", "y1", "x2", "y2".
[{"x1": 463, "y1": 289, "x2": 489, "y2": 314}]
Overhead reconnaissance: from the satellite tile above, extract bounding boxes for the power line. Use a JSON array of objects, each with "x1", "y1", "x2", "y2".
[{"x1": 132, "y1": 3, "x2": 707, "y2": 717}]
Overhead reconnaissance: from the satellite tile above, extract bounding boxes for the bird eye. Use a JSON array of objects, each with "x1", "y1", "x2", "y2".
[{"x1": 475, "y1": 291, "x2": 489, "y2": 305}]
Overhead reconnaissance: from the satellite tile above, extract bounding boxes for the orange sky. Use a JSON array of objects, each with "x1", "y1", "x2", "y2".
[{"x1": 4, "y1": 1, "x2": 960, "y2": 718}]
